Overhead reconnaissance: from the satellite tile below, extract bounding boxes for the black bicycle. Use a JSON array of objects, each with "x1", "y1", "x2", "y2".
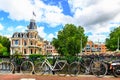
[{"x1": 69, "y1": 56, "x2": 108, "y2": 78}]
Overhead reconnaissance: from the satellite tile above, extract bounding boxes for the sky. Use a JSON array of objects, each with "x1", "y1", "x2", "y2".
[{"x1": 0, "y1": 0, "x2": 120, "y2": 42}]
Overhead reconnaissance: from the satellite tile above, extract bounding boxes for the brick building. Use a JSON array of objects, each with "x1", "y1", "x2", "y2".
[{"x1": 83, "y1": 41, "x2": 107, "y2": 54}]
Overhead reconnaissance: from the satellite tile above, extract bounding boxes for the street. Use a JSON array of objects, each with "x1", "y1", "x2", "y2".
[{"x1": 0, "y1": 74, "x2": 120, "y2": 80}]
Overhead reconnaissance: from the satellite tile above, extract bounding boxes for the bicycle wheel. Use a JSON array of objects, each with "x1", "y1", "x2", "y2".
[
  {"x1": 91, "y1": 61, "x2": 108, "y2": 78},
  {"x1": 56, "y1": 62, "x2": 69, "y2": 77},
  {"x1": 0, "y1": 62, "x2": 14, "y2": 74},
  {"x1": 20, "y1": 61, "x2": 34, "y2": 74},
  {"x1": 79, "y1": 63, "x2": 89, "y2": 75},
  {"x1": 113, "y1": 65, "x2": 120, "y2": 77},
  {"x1": 34, "y1": 62, "x2": 43, "y2": 75},
  {"x1": 34, "y1": 62, "x2": 51, "y2": 75},
  {"x1": 69, "y1": 62, "x2": 79, "y2": 76}
]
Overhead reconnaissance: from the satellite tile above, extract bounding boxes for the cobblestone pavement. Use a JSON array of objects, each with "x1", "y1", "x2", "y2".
[{"x1": 0, "y1": 74, "x2": 120, "y2": 80}]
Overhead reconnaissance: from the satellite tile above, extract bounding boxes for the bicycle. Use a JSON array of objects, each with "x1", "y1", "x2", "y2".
[
  {"x1": 34, "y1": 56, "x2": 69, "y2": 76},
  {"x1": 69, "y1": 55, "x2": 108, "y2": 78},
  {"x1": 0, "y1": 59, "x2": 14, "y2": 74},
  {"x1": 20, "y1": 56, "x2": 34, "y2": 74}
]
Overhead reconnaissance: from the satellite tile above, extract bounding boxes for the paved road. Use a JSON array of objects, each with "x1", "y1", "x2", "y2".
[{"x1": 0, "y1": 74, "x2": 120, "y2": 80}]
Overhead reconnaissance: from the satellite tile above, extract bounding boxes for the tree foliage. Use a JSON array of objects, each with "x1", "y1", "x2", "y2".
[
  {"x1": 0, "y1": 35, "x2": 10, "y2": 56},
  {"x1": 0, "y1": 43, "x2": 8, "y2": 56},
  {"x1": 105, "y1": 26, "x2": 120, "y2": 51},
  {"x1": 52, "y1": 24, "x2": 88, "y2": 56}
]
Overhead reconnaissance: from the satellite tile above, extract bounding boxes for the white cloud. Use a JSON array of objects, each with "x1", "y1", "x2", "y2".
[
  {"x1": 0, "y1": 0, "x2": 34, "y2": 21},
  {"x1": 0, "y1": 0, "x2": 120, "y2": 42},
  {"x1": 7, "y1": 27, "x2": 14, "y2": 32},
  {"x1": 68, "y1": 0, "x2": 120, "y2": 42},
  {"x1": 37, "y1": 26, "x2": 47, "y2": 39},
  {"x1": 16, "y1": 25, "x2": 27, "y2": 32},
  {"x1": 0, "y1": 0, "x2": 73, "y2": 27},
  {"x1": 47, "y1": 33, "x2": 55, "y2": 41},
  {"x1": 16, "y1": 26, "x2": 24, "y2": 29},
  {"x1": 0, "y1": 23, "x2": 4, "y2": 30}
]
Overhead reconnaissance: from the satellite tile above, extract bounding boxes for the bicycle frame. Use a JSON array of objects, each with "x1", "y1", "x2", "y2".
[
  {"x1": 79, "y1": 58, "x2": 94, "y2": 74},
  {"x1": 41, "y1": 58, "x2": 67, "y2": 71},
  {"x1": 41, "y1": 58, "x2": 53, "y2": 70}
]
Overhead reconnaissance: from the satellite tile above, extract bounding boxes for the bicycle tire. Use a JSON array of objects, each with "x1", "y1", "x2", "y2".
[
  {"x1": 20, "y1": 61, "x2": 34, "y2": 74},
  {"x1": 0, "y1": 61, "x2": 14, "y2": 74},
  {"x1": 34, "y1": 62, "x2": 52, "y2": 75},
  {"x1": 69, "y1": 62, "x2": 79, "y2": 76},
  {"x1": 91, "y1": 61, "x2": 108, "y2": 78},
  {"x1": 79, "y1": 63, "x2": 87, "y2": 75},
  {"x1": 113, "y1": 65, "x2": 120, "y2": 77},
  {"x1": 56, "y1": 62, "x2": 69, "y2": 77},
  {"x1": 34, "y1": 62, "x2": 43, "y2": 75}
]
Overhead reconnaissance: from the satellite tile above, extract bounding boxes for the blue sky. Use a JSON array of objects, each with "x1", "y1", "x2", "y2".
[{"x1": 0, "y1": 0, "x2": 120, "y2": 42}]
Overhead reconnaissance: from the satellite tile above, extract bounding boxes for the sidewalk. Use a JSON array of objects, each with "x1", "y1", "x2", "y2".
[{"x1": 0, "y1": 74, "x2": 119, "y2": 80}]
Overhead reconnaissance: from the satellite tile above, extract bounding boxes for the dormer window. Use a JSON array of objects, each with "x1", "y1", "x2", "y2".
[
  {"x1": 14, "y1": 33, "x2": 18, "y2": 38},
  {"x1": 23, "y1": 33, "x2": 27, "y2": 38}
]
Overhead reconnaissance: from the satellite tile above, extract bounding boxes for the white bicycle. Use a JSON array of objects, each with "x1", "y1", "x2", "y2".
[{"x1": 34, "y1": 57, "x2": 69, "y2": 76}]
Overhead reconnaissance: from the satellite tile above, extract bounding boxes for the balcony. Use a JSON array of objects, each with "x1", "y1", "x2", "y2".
[
  {"x1": 27, "y1": 45, "x2": 41, "y2": 48},
  {"x1": 11, "y1": 45, "x2": 20, "y2": 48}
]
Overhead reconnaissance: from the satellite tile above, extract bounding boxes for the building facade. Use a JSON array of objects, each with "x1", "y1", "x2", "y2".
[
  {"x1": 10, "y1": 19, "x2": 45, "y2": 55},
  {"x1": 83, "y1": 41, "x2": 107, "y2": 54},
  {"x1": 44, "y1": 41, "x2": 58, "y2": 55}
]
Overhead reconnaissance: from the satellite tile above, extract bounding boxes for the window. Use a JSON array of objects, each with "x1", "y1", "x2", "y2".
[
  {"x1": 23, "y1": 34, "x2": 27, "y2": 38},
  {"x1": 35, "y1": 49, "x2": 36, "y2": 53},
  {"x1": 86, "y1": 45, "x2": 90, "y2": 48},
  {"x1": 15, "y1": 40, "x2": 19, "y2": 45},
  {"x1": 30, "y1": 41, "x2": 33, "y2": 45},
  {"x1": 30, "y1": 33, "x2": 33, "y2": 38},
  {"x1": 24, "y1": 49, "x2": 26, "y2": 54},
  {"x1": 31, "y1": 49, "x2": 33, "y2": 54},
  {"x1": 92, "y1": 45, "x2": 94, "y2": 47},
  {"x1": 24, "y1": 41, "x2": 27, "y2": 46}
]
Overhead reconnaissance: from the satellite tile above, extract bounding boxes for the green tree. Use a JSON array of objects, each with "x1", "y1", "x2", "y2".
[
  {"x1": 52, "y1": 24, "x2": 88, "y2": 56},
  {"x1": 0, "y1": 43, "x2": 8, "y2": 56},
  {"x1": 105, "y1": 26, "x2": 120, "y2": 51},
  {"x1": 0, "y1": 35, "x2": 10, "y2": 56}
]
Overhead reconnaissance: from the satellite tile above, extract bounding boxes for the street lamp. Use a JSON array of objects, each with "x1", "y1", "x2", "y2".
[
  {"x1": 116, "y1": 37, "x2": 119, "y2": 51},
  {"x1": 80, "y1": 37, "x2": 83, "y2": 54}
]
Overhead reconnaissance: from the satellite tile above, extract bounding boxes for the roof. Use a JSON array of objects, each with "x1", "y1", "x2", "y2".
[{"x1": 27, "y1": 19, "x2": 37, "y2": 30}]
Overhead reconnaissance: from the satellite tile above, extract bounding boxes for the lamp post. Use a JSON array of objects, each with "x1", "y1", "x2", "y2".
[
  {"x1": 117, "y1": 37, "x2": 119, "y2": 51},
  {"x1": 80, "y1": 37, "x2": 83, "y2": 54}
]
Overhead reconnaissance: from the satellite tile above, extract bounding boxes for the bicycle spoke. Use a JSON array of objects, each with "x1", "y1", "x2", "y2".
[
  {"x1": 0, "y1": 62, "x2": 14, "y2": 74},
  {"x1": 69, "y1": 62, "x2": 79, "y2": 76},
  {"x1": 20, "y1": 61, "x2": 34, "y2": 74},
  {"x1": 91, "y1": 62, "x2": 107, "y2": 78},
  {"x1": 56, "y1": 62, "x2": 69, "y2": 77}
]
